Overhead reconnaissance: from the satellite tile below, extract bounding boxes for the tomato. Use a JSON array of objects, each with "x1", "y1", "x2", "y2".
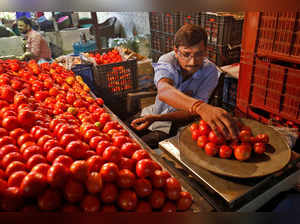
[
  {"x1": 33, "y1": 127, "x2": 50, "y2": 140},
  {"x1": 0, "y1": 127, "x2": 8, "y2": 137},
  {"x1": 56, "y1": 125, "x2": 76, "y2": 140},
  {"x1": 70, "y1": 160, "x2": 89, "y2": 182},
  {"x1": 134, "y1": 178, "x2": 152, "y2": 198},
  {"x1": 150, "y1": 190, "x2": 165, "y2": 209},
  {"x1": 238, "y1": 130, "x2": 252, "y2": 143},
  {"x1": 256, "y1": 134, "x2": 269, "y2": 144},
  {"x1": 96, "y1": 97, "x2": 104, "y2": 106},
  {"x1": 191, "y1": 130, "x2": 202, "y2": 141},
  {"x1": 64, "y1": 179, "x2": 84, "y2": 203},
  {"x1": 81, "y1": 195, "x2": 101, "y2": 212},
  {"x1": 5, "y1": 161, "x2": 26, "y2": 177},
  {"x1": 84, "y1": 150, "x2": 96, "y2": 159},
  {"x1": 196, "y1": 135, "x2": 208, "y2": 148},
  {"x1": 31, "y1": 163, "x2": 50, "y2": 176},
  {"x1": 20, "y1": 172, "x2": 47, "y2": 198},
  {"x1": 204, "y1": 142, "x2": 219, "y2": 157},
  {"x1": 89, "y1": 136, "x2": 105, "y2": 149},
  {"x1": 136, "y1": 201, "x2": 152, "y2": 212},
  {"x1": 150, "y1": 169, "x2": 167, "y2": 188},
  {"x1": 38, "y1": 189, "x2": 62, "y2": 211},
  {"x1": 234, "y1": 144, "x2": 252, "y2": 161},
  {"x1": 14, "y1": 93, "x2": 28, "y2": 105},
  {"x1": 131, "y1": 149, "x2": 150, "y2": 163},
  {"x1": 190, "y1": 123, "x2": 198, "y2": 132},
  {"x1": 9, "y1": 128, "x2": 26, "y2": 140},
  {"x1": 120, "y1": 142, "x2": 139, "y2": 158},
  {"x1": 65, "y1": 140, "x2": 86, "y2": 159},
  {"x1": 162, "y1": 201, "x2": 177, "y2": 212},
  {"x1": 0, "y1": 187, "x2": 24, "y2": 211},
  {"x1": 208, "y1": 131, "x2": 225, "y2": 145},
  {"x1": 198, "y1": 123, "x2": 211, "y2": 136},
  {"x1": 17, "y1": 133, "x2": 34, "y2": 147},
  {"x1": 165, "y1": 177, "x2": 181, "y2": 201},
  {"x1": 176, "y1": 191, "x2": 193, "y2": 211},
  {"x1": 241, "y1": 125, "x2": 251, "y2": 133},
  {"x1": 46, "y1": 146, "x2": 65, "y2": 163},
  {"x1": 7, "y1": 171, "x2": 27, "y2": 187},
  {"x1": 136, "y1": 159, "x2": 155, "y2": 178},
  {"x1": 86, "y1": 172, "x2": 103, "y2": 194},
  {"x1": 22, "y1": 145, "x2": 43, "y2": 160},
  {"x1": 26, "y1": 154, "x2": 47, "y2": 170},
  {"x1": 47, "y1": 163, "x2": 69, "y2": 188},
  {"x1": 100, "y1": 183, "x2": 118, "y2": 203},
  {"x1": 0, "y1": 85, "x2": 15, "y2": 103},
  {"x1": 2, "y1": 152, "x2": 24, "y2": 168},
  {"x1": 102, "y1": 146, "x2": 121, "y2": 164},
  {"x1": 86, "y1": 155, "x2": 104, "y2": 173},
  {"x1": 117, "y1": 190, "x2": 138, "y2": 211},
  {"x1": 152, "y1": 161, "x2": 162, "y2": 171},
  {"x1": 17, "y1": 109, "x2": 36, "y2": 127},
  {"x1": 99, "y1": 113, "x2": 111, "y2": 124},
  {"x1": 95, "y1": 140, "x2": 111, "y2": 156},
  {"x1": 100, "y1": 162, "x2": 119, "y2": 183},
  {"x1": 2, "y1": 116, "x2": 19, "y2": 131},
  {"x1": 49, "y1": 118, "x2": 66, "y2": 130},
  {"x1": 37, "y1": 135, "x2": 53, "y2": 147},
  {"x1": 112, "y1": 136, "x2": 128, "y2": 147},
  {"x1": 254, "y1": 142, "x2": 266, "y2": 154},
  {"x1": 118, "y1": 157, "x2": 135, "y2": 171},
  {"x1": 53, "y1": 155, "x2": 74, "y2": 169},
  {"x1": 117, "y1": 169, "x2": 135, "y2": 189},
  {"x1": 0, "y1": 144, "x2": 18, "y2": 160},
  {"x1": 219, "y1": 145, "x2": 233, "y2": 159}
]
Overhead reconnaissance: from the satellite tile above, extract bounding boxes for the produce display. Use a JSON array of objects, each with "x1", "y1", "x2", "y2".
[
  {"x1": 84, "y1": 49, "x2": 123, "y2": 65},
  {"x1": 0, "y1": 59, "x2": 192, "y2": 212},
  {"x1": 190, "y1": 120, "x2": 270, "y2": 161}
]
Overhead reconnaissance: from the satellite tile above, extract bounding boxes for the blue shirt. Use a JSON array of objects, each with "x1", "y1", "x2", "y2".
[{"x1": 142, "y1": 51, "x2": 219, "y2": 134}]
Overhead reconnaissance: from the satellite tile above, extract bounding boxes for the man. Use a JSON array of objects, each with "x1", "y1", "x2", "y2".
[
  {"x1": 17, "y1": 16, "x2": 51, "y2": 63},
  {"x1": 131, "y1": 24, "x2": 239, "y2": 148}
]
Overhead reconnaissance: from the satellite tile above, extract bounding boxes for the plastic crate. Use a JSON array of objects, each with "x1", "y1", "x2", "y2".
[
  {"x1": 201, "y1": 12, "x2": 244, "y2": 46},
  {"x1": 223, "y1": 76, "x2": 238, "y2": 107},
  {"x1": 150, "y1": 31, "x2": 164, "y2": 52},
  {"x1": 256, "y1": 12, "x2": 300, "y2": 62},
  {"x1": 150, "y1": 49, "x2": 163, "y2": 62},
  {"x1": 179, "y1": 12, "x2": 202, "y2": 26},
  {"x1": 149, "y1": 12, "x2": 162, "y2": 32},
  {"x1": 162, "y1": 12, "x2": 181, "y2": 35},
  {"x1": 72, "y1": 40, "x2": 97, "y2": 55},
  {"x1": 71, "y1": 64, "x2": 96, "y2": 92},
  {"x1": 207, "y1": 44, "x2": 241, "y2": 66},
  {"x1": 163, "y1": 33, "x2": 175, "y2": 53}
]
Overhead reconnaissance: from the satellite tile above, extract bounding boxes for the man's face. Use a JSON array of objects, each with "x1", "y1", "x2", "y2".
[
  {"x1": 174, "y1": 41, "x2": 207, "y2": 75},
  {"x1": 17, "y1": 21, "x2": 29, "y2": 34}
]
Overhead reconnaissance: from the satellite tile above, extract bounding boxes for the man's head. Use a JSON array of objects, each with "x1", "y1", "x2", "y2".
[
  {"x1": 17, "y1": 16, "x2": 32, "y2": 34},
  {"x1": 174, "y1": 24, "x2": 207, "y2": 75}
]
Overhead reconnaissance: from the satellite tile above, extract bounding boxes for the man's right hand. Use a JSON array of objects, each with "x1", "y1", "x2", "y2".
[
  {"x1": 195, "y1": 103, "x2": 239, "y2": 140},
  {"x1": 131, "y1": 115, "x2": 159, "y2": 131}
]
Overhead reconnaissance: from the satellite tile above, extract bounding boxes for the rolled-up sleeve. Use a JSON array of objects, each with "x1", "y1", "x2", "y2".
[{"x1": 152, "y1": 63, "x2": 178, "y2": 87}]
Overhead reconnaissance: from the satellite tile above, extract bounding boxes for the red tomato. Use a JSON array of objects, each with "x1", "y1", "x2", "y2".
[
  {"x1": 38, "y1": 189, "x2": 62, "y2": 211},
  {"x1": 150, "y1": 169, "x2": 167, "y2": 188},
  {"x1": 102, "y1": 146, "x2": 121, "y2": 164},
  {"x1": 53, "y1": 155, "x2": 73, "y2": 169},
  {"x1": 20, "y1": 172, "x2": 47, "y2": 198},
  {"x1": 5, "y1": 161, "x2": 26, "y2": 177},
  {"x1": 197, "y1": 135, "x2": 208, "y2": 148},
  {"x1": 96, "y1": 140, "x2": 111, "y2": 156},
  {"x1": 64, "y1": 179, "x2": 84, "y2": 203},
  {"x1": 254, "y1": 142, "x2": 266, "y2": 154},
  {"x1": 208, "y1": 131, "x2": 225, "y2": 145},
  {"x1": 131, "y1": 149, "x2": 150, "y2": 163},
  {"x1": 256, "y1": 134, "x2": 269, "y2": 144},
  {"x1": 9, "y1": 128, "x2": 26, "y2": 140},
  {"x1": 219, "y1": 145, "x2": 233, "y2": 159},
  {"x1": 117, "y1": 190, "x2": 138, "y2": 211},
  {"x1": 176, "y1": 191, "x2": 193, "y2": 211},
  {"x1": 86, "y1": 172, "x2": 103, "y2": 194},
  {"x1": 118, "y1": 157, "x2": 135, "y2": 171},
  {"x1": 162, "y1": 201, "x2": 177, "y2": 212},
  {"x1": 89, "y1": 136, "x2": 105, "y2": 149},
  {"x1": 191, "y1": 130, "x2": 202, "y2": 141},
  {"x1": 19, "y1": 142, "x2": 36, "y2": 154},
  {"x1": 136, "y1": 159, "x2": 155, "y2": 178},
  {"x1": 0, "y1": 187, "x2": 24, "y2": 211},
  {"x1": 81, "y1": 195, "x2": 101, "y2": 212},
  {"x1": 120, "y1": 142, "x2": 139, "y2": 158},
  {"x1": 86, "y1": 155, "x2": 104, "y2": 173},
  {"x1": 112, "y1": 136, "x2": 128, "y2": 147},
  {"x1": 234, "y1": 144, "x2": 252, "y2": 161},
  {"x1": 70, "y1": 160, "x2": 89, "y2": 182},
  {"x1": 84, "y1": 150, "x2": 96, "y2": 159},
  {"x1": 198, "y1": 123, "x2": 211, "y2": 136},
  {"x1": 134, "y1": 178, "x2": 152, "y2": 198},
  {"x1": 65, "y1": 140, "x2": 86, "y2": 159},
  {"x1": 33, "y1": 127, "x2": 50, "y2": 140},
  {"x1": 165, "y1": 177, "x2": 181, "y2": 201},
  {"x1": 136, "y1": 201, "x2": 152, "y2": 212},
  {"x1": 17, "y1": 109, "x2": 36, "y2": 127},
  {"x1": 2, "y1": 152, "x2": 24, "y2": 168},
  {"x1": 117, "y1": 169, "x2": 135, "y2": 189},
  {"x1": 190, "y1": 123, "x2": 198, "y2": 132},
  {"x1": 26, "y1": 154, "x2": 47, "y2": 170},
  {"x1": 204, "y1": 142, "x2": 219, "y2": 157},
  {"x1": 17, "y1": 133, "x2": 34, "y2": 147},
  {"x1": 37, "y1": 135, "x2": 53, "y2": 147},
  {"x1": 31, "y1": 163, "x2": 50, "y2": 176},
  {"x1": 2, "y1": 116, "x2": 19, "y2": 131},
  {"x1": 7, "y1": 171, "x2": 27, "y2": 187},
  {"x1": 150, "y1": 190, "x2": 165, "y2": 209},
  {"x1": 100, "y1": 183, "x2": 118, "y2": 203},
  {"x1": 239, "y1": 130, "x2": 252, "y2": 143},
  {"x1": 100, "y1": 162, "x2": 119, "y2": 182},
  {"x1": 46, "y1": 146, "x2": 65, "y2": 163},
  {"x1": 22, "y1": 145, "x2": 43, "y2": 160},
  {"x1": 99, "y1": 113, "x2": 111, "y2": 124},
  {"x1": 0, "y1": 127, "x2": 8, "y2": 137},
  {"x1": 47, "y1": 163, "x2": 69, "y2": 188},
  {"x1": 0, "y1": 144, "x2": 18, "y2": 160}
]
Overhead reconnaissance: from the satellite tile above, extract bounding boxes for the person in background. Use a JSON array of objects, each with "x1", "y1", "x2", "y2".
[
  {"x1": 17, "y1": 16, "x2": 51, "y2": 63},
  {"x1": 130, "y1": 24, "x2": 239, "y2": 148}
]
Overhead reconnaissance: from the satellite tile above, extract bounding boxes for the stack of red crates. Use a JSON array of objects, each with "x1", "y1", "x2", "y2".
[{"x1": 237, "y1": 12, "x2": 300, "y2": 130}]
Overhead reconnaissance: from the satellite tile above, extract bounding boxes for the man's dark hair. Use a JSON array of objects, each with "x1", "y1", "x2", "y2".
[
  {"x1": 17, "y1": 16, "x2": 32, "y2": 28},
  {"x1": 174, "y1": 24, "x2": 207, "y2": 48}
]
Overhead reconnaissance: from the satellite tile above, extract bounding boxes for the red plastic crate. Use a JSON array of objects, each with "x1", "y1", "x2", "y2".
[
  {"x1": 163, "y1": 33, "x2": 175, "y2": 53},
  {"x1": 150, "y1": 31, "x2": 164, "y2": 52},
  {"x1": 162, "y1": 12, "x2": 181, "y2": 35},
  {"x1": 149, "y1": 12, "x2": 162, "y2": 32},
  {"x1": 179, "y1": 12, "x2": 202, "y2": 26}
]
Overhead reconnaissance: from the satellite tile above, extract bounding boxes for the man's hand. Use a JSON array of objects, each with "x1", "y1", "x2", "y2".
[
  {"x1": 131, "y1": 115, "x2": 159, "y2": 131},
  {"x1": 195, "y1": 103, "x2": 239, "y2": 140}
]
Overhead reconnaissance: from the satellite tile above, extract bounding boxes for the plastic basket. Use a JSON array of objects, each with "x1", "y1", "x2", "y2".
[
  {"x1": 163, "y1": 33, "x2": 175, "y2": 53},
  {"x1": 179, "y1": 12, "x2": 202, "y2": 26},
  {"x1": 207, "y1": 44, "x2": 241, "y2": 66},
  {"x1": 71, "y1": 64, "x2": 96, "y2": 92},
  {"x1": 149, "y1": 12, "x2": 162, "y2": 32},
  {"x1": 162, "y1": 12, "x2": 181, "y2": 35},
  {"x1": 150, "y1": 31, "x2": 164, "y2": 52}
]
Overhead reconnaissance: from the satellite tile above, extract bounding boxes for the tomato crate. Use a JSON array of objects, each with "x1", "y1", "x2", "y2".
[
  {"x1": 150, "y1": 49, "x2": 163, "y2": 62},
  {"x1": 150, "y1": 30, "x2": 164, "y2": 52},
  {"x1": 237, "y1": 55, "x2": 300, "y2": 125},
  {"x1": 179, "y1": 12, "x2": 202, "y2": 26},
  {"x1": 207, "y1": 43, "x2": 241, "y2": 66},
  {"x1": 149, "y1": 12, "x2": 162, "y2": 32},
  {"x1": 255, "y1": 12, "x2": 300, "y2": 63},
  {"x1": 162, "y1": 12, "x2": 181, "y2": 35},
  {"x1": 201, "y1": 12, "x2": 244, "y2": 46},
  {"x1": 163, "y1": 33, "x2": 175, "y2": 53}
]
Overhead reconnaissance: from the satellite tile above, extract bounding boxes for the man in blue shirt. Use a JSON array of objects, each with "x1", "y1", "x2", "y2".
[{"x1": 131, "y1": 24, "x2": 239, "y2": 148}]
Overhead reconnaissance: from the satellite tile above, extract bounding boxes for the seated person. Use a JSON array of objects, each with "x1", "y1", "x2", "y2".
[{"x1": 130, "y1": 24, "x2": 239, "y2": 148}]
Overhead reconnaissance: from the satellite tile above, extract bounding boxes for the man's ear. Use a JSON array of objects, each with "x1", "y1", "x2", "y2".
[{"x1": 174, "y1": 46, "x2": 179, "y2": 59}]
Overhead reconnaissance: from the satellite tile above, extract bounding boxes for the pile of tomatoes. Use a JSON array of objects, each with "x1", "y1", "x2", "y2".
[
  {"x1": 190, "y1": 120, "x2": 270, "y2": 161},
  {"x1": 88, "y1": 49, "x2": 123, "y2": 65},
  {"x1": 0, "y1": 59, "x2": 192, "y2": 212}
]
